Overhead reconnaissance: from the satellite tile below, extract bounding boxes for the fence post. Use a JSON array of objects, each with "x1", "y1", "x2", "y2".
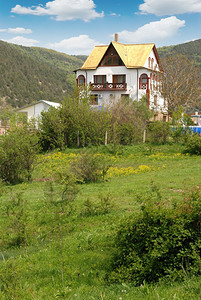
[
  {"x1": 143, "y1": 129, "x2": 146, "y2": 143},
  {"x1": 105, "y1": 131, "x2": 108, "y2": 145}
]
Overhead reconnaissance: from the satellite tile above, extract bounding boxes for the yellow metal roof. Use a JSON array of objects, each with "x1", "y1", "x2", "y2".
[
  {"x1": 81, "y1": 42, "x2": 156, "y2": 70},
  {"x1": 81, "y1": 45, "x2": 108, "y2": 70}
]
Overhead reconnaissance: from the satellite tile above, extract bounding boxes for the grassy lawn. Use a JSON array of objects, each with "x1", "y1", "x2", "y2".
[{"x1": 0, "y1": 143, "x2": 201, "y2": 299}]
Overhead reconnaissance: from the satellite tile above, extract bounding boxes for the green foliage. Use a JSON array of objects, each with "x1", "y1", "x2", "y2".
[
  {"x1": 44, "y1": 177, "x2": 79, "y2": 282},
  {"x1": 2, "y1": 191, "x2": 28, "y2": 248},
  {"x1": 110, "y1": 96, "x2": 152, "y2": 152},
  {"x1": 70, "y1": 152, "x2": 111, "y2": 183},
  {"x1": 39, "y1": 95, "x2": 153, "y2": 152},
  {"x1": 158, "y1": 39, "x2": 201, "y2": 71},
  {"x1": 0, "y1": 127, "x2": 39, "y2": 183},
  {"x1": 39, "y1": 94, "x2": 112, "y2": 150},
  {"x1": 171, "y1": 126, "x2": 192, "y2": 144},
  {"x1": 107, "y1": 187, "x2": 201, "y2": 285},
  {"x1": 81, "y1": 193, "x2": 113, "y2": 216},
  {"x1": 0, "y1": 144, "x2": 200, "y2": 298},
  {"x1": 147, "y1": 121, "x2": 171, "y2": 144},
  {"x1": 39, "y1": 106, "x2": 65, "y2": 150},
  {"x1": 172, "y1": 108, "x2": 195, "y2": 126},
  {"x1": 0, "y1": 258, "x2": 33, "y2": 299},
  {"x1": 0, "y1": 40, "x2": 85, "y2": 107},
  {"x1": 184, "y1": 134, "x2": 201, "y2": 155}
]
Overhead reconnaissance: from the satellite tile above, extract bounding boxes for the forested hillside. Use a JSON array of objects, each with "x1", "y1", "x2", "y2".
[
  {"x1": 0, "y1": 41, "x2": 85, "y2": 108},
  {"x1": 0, "y1": 39, "x2": 200, "y2": 109},
  {"x1": 158, "y1": 39, "x2": 201, "y2": 69}
]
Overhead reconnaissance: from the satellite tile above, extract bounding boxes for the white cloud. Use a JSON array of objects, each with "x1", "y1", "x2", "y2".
[
  {"x1": 110, "y1": 13, "x2": 121, "y2": 16},
  {"x1": 5, "y1": 36, "x2": 39, "y2": 47},
  {"x1": 48, "y1": 35, "x2": 100, "y2": 55},
  {"x1": 0, "y1": 27, "x2": 32, "y2": 34},
  {"x1": 139, "y1": 0, "x2": 201, "y2": 16},
  {"x1": 117, "y1": 16, "x2": 185, "y2": 43},
  {"x1": 11, "y1": 0, "x2": 104, "y2": 22}
]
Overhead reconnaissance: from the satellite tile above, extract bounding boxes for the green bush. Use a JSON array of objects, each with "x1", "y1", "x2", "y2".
[
  {"x1": 184, "y1": 134, "x2": 201, "y2": 155},
  {"x1": 81, "y1": 193, "x2": 113, "y2": 216},
  {"x1": 116, "y1": 123, "x2": 135, "y2": 145},
  {"x1": 107, "y1": 187, "x2": 201, "y2": 285},
  {"x1": 0, "y1": 127, "x2": 39, "y2": 183},
  {"x1": 70, "y1": 152, "x2": 111, "y2": 183},
  {"x1": 147, "y1": 121, "x2": 171, "y2": 144},
  {"x1": 171, "y1": 126, "x2": 193, "y2": 144},
  {"x1": 39, "y1": 95, "x2": 112, "y2": 150}
]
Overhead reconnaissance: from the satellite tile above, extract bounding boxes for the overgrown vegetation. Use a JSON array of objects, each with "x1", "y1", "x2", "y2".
[
  {"x1": 0, "y1": 40, "x2": 85, "y2": 108},
  {"x1": 0, "y1": 87, "x2": 201, "y2": 298},
  {"x1": 39, "y1": 94, "x2": 152, "y2": 151},
  {"x1": 147, "y1": 121, "x2": 171, "y2": 144},
  {"x1": 0, "y1": 142, "x2": 201, "y2": 299},
  {"x1": 107, "y1": 186, "x2": 201, "y2": 285},
  {"x1": 185, "y1": 134, "x2": 201, "y2": 155},
  {"x1": 0, "y1": 126, "x2": 39, "y2": 183}
]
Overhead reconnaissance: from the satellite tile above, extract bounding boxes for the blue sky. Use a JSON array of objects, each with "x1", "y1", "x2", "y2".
[{"x1": 0, "y1": 0, "x2": 201, "y2": 55}]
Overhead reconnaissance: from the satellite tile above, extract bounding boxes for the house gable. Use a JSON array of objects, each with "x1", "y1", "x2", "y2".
[
  {"x1": 99, "y1": 43, "x2": 125, "y2": 67},
  {"x1": 80, "y1": 42, "x2": 159, "y2": 70}
]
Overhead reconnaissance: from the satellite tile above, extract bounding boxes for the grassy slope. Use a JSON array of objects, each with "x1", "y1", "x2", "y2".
[{"x1": 0, "y1": 144, "x2": 201, "y2": 299}]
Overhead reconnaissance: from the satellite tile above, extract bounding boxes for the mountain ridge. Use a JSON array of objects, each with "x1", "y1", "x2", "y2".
[
  {"x1": 157, "y1": 38, "x2": 201, "y2": 68},
  {"x1": 0, "y1": 40, "x2": 85, "y2": 108},
  {"x1": 0, "y1": 39, "x2": 200, "y2": 108}
]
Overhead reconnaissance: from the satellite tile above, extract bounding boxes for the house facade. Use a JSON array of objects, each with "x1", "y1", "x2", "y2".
[
  {"x1": 16, "y1": 100, "x2": 61, "y2": 121},
  {"x1": 76, "y1": 35, "x2": 168, "y2": 121},
  {"x1": 16, "y1": 100, "x2": 61, "y2": 129},
  {"x1": 191, "y1": 112, "x2": 201, "y2": 126}
]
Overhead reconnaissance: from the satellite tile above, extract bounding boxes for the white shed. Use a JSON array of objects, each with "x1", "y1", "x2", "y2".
[{"x1": 16, "y1": 100, "x2": 61, "y2": 121}]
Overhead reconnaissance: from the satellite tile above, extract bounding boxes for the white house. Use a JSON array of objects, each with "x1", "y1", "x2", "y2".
[
  {"x1": 76, "y1": 34, "x2": 168, "y2": 121},
  {"x1": 16, "y1": 100, "x2": 61, "y2": 122},
  {"x1": 191, "y1": 112, "x2": 201, "y2": 126}
]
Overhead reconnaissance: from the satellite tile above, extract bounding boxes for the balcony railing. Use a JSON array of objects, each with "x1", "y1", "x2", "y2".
[{"x1": 91, "y1": 82, "x2": 127, "y2": 91}]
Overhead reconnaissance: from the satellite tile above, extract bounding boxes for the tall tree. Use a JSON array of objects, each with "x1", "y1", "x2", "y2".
[{"x1": 161, "y1": 53, "x2": 201, "y2": 115}]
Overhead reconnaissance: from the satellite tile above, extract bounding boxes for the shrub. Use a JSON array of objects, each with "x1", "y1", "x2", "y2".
[
  {"x1": 116, "y1": 123, "x2": 135, "y2": 145},
  {"x1": 110, "y1": 96, "x2": 152, "y2": 147},
  {"x1": 147, "y1": 121, "x2": 171, "y2": 144},
  {"x1": 0, "y1": 127, "x2": 39, "y2": 183},
  {"x1": 81, "y1": 193, "x2": 113, "y2": 216},
  {"x1": 171, "y1": 126, "x2": 191, "y2": 144},
  {"x1": 107, "y1": 187, "x2": 201, "y2": 285},
  {"x1": 2, "y1": 191, "x2": 28, "y2": 248},
  {"x1": 184, "y1": 134, "x2": 201, "y2": 155},
  {"x1": 70, "y1": 152, "x2": 111, "y2": 183},
  {"x1": 39, "y1": 95, "x2": 112, "y2": 150}
]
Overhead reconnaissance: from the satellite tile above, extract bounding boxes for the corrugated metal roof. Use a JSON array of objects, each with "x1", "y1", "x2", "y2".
[{"x1": 81, "y1": 42, "x2": 156, "y2": 70}]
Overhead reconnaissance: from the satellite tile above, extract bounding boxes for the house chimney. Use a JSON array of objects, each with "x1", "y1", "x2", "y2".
[{"x1": 114, "y1": 33, "x2": 119, "y2": 43}]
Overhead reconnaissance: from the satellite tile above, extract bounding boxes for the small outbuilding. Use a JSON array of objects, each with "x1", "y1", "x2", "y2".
[{"x1": 16, "y1": 100, "x2": 61, "y2": 122}]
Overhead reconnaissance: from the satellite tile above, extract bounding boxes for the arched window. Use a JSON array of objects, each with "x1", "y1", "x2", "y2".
[
  {"x1": 151, "y1": 58, "x2": 154, "y2": 69},
  {"x1": 77, "y1": 75, "x2": 85, "y2": 86},
  {"x1": 148, "y1": 57, "x2": 151, "y2": 68},
  {"x1": 139, "y1": 74, "x2": 148, "y2": 89}
]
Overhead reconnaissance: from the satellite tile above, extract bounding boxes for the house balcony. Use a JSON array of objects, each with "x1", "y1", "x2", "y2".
[{"x1": 91, "y1": 82, "x2": 127, "y2": 91}]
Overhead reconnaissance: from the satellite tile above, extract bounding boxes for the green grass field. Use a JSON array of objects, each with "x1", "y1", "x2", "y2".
[{"x1": 0, "y1": 143, "x2": 201, "y2": 299}]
